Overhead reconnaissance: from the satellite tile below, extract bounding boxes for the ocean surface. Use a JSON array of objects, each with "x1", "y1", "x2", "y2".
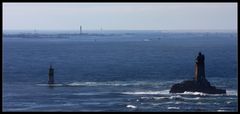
[{"x1": 3, "y1": 30, "x2": 238, "y2": 112}]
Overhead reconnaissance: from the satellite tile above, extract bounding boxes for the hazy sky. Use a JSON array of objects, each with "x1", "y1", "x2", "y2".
[{"x1": 3, "y1": 3, "x2": 237, "y2": 31}]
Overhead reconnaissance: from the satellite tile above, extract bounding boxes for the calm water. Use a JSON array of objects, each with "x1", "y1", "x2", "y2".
[{"x1": 3, "y1": 31, "x2": 238, "y2": 112}]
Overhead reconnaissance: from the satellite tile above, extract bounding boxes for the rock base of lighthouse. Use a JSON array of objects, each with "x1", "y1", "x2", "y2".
[{"x1": 169, "y1": 79, "x2": 226, "y2": 94}]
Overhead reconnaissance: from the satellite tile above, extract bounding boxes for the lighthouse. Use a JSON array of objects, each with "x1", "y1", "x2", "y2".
[
  {"x1": 170, "y1": 52, "x2": 226, "y2": 94},
  {"x1": 194, "y1": 52, "x2": 206, "y2": 82},
  {"x1": 80, "y1": 25, "x2": 82, "y2": 35},
  {"x1": 48, "y1": 65, "x2": 54, "y2": 84}
]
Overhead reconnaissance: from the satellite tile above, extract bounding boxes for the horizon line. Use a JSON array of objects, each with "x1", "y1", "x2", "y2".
[{"x1": 3, "y1": 29, "x2": 237, "y2": 32}]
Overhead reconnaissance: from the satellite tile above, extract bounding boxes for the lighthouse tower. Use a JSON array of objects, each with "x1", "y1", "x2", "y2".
[
  {"x1": 48, "y1": 65, "x2": 54, "y2": 84},
  {"x1": 80, "y1": 25, "x2": 82, "y2": 35},
  {"x1": 194, "y1": 52, "x2": 206, "y2": 82}
]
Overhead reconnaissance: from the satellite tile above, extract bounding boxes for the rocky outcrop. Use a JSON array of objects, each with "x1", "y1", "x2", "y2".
[
  {"x1": 169, "y1": 79, "x2": 226, "y2": 94},
  {"x1": 170, "y1": 52, "x2": 226, "y2": 94}
]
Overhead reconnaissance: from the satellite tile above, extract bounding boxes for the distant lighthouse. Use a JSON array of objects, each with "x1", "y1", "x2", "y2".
[
  {"x1": 48, "y1": 65, "x2": 54, "y2": 84},
  {"x1": 80, "y1": 25, "x2": 82, "y2": 35}
]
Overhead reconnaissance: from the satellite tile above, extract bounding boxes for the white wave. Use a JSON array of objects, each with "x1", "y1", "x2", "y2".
[
  {"x1": 150, "y1": 102, "x2": 175, "y2": 106},
  {"x1": 217, "y1": 110, "x2": 226, "y2": 112},
  {"x1": 66, "y1": 81, "x2": 133, "y2": 87},
  {"x1": 181, "y1": 97, "x2": 201, "y2": 100},
  {"x1": 37, "y1": 82, "x2": 136, "y2": 87},
  {"x1": 179, "y1": 91, "x2": 222, "y2": 96},
  {"x1": 167, "y1": 107, "x2": 180, "y2": 110},
  {"x1": 226, "y1": 101, "x2": 232, "y2": 104},
  {"x1": 177, "y1": 90, "x2": 237, "y2": 97},
  {"x1": 6, "y1": 107, "x2": 33, "y2": 111},
  {"x1": 66, "y1": 82, "x2": 95, "y2": 86},
  {"x1": 62, "y1": 103, "x2": 76, "y2": 106},
  {"x1": 151, "y1": 103, "x2": 162, "y2": 106},
  {"x1": 169, "y1": 95, "x2": 182, "y2": 99},
  {"x1": 153, "y1": 97, "x2": 167, "y2": 100},
  {"x1": 122, "y1": 90, "x2": 170, "y2": 95},
  {"x1": 141, "y1": 96, "x2": 173, "y2": 100},
  {"x1": 126, "y1": 105, "x2": 137, "y2": 109},
  {"x1": 180, "y1": 91, "x2": 207, "y2": 96},
  {"x1": 196, "y1": 102, "x2": 210, "y2": 105},
  {"x1": 140, "y1": 97, "x2": 150, "y2": 100},
  {"x1": 226, "y1": 90, "x2": 238, "y2": 96},
  {"x1": 144, "y1": 95, "x2": 201, "y2": 101},
  {"x1": 123, "y1": 91, "x2": 158, "y2": 95},
  {"x1": 175, "y1": 101, "x2": 181, "y2": 104}
]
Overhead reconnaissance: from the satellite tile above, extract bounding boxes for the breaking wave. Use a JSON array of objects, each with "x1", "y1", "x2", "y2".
[
  {"x1": 167, "y1": 107, "x2": 180, "y2": 110},
  {"x1": 177, "y1": 90, "x2": 237, "y2": 96},
  {"x1": 126, "y1": 105, "x2": 137, "y2": 109},
  {"x1": 226, "y1": 90, "x2": 238, "y2": 96},
  {"x1": 121, "y1": 89, "x2": 236, "y2": 96},
  {"x1": 140, "y1": 95, "x2": 201, "y2": 101}
]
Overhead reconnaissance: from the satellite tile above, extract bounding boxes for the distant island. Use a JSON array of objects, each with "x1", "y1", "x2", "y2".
[{"x1": 3, "y1": 32, "x2": 119, "y2": 39}]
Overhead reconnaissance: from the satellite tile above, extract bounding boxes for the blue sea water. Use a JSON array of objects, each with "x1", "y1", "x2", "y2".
[{"x1": 3, "y1": 30, "x2": 238, "y2": 112}]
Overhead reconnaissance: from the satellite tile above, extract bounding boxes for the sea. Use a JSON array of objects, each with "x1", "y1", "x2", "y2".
[{"x1": 3, "y1": 30, "x2": 238, "y2": 112}]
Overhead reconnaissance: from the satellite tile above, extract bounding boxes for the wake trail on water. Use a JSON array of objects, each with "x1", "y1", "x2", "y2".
[{"x1": 36, "y1": 80, "x2": 182, "y2": 87}]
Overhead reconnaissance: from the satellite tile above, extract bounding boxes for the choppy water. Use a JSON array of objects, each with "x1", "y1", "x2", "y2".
[{"x1": 3, "y1": 31, "x2": 238, "y2": 112}]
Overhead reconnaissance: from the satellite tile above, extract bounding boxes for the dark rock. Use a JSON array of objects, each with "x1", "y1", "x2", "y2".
[{"x1": 169, "y1": 79, "x2": 226, "y2": 94}]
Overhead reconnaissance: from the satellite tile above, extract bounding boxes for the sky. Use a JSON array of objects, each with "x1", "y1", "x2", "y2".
[{"x1": 3, "y1": 3, "x2": 238, "y2": 31}]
